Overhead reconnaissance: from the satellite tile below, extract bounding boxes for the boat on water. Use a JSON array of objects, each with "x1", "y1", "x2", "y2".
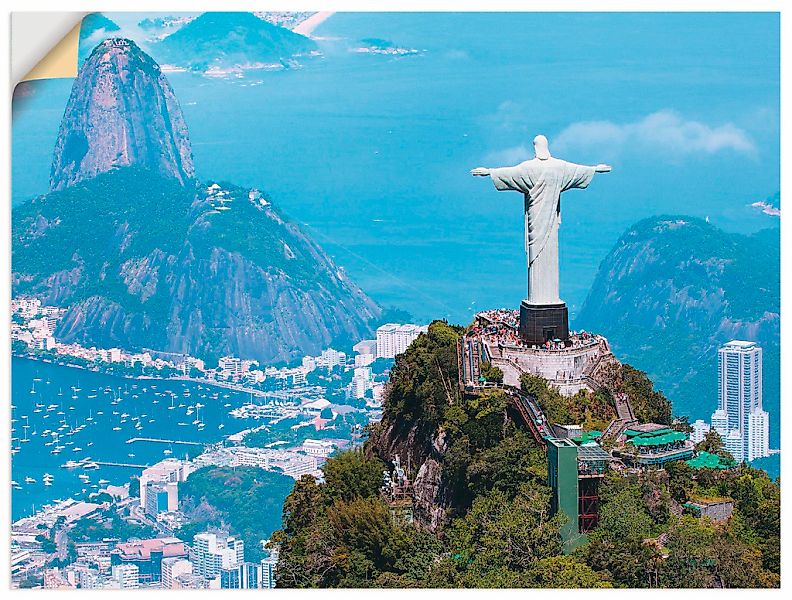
[
  {"x1": 62, "y1": 460, "x2": 81, "y2": 469},
  {"x1": 24, "y1": 477, "x2": 36, "y2": 484},
  {"x1": 11, "y1": 481, "x2": 21, "y2": 489},
  {"x1": 112, "y1": 426, "x2": 121, "y2": 431},
  {"x1": 83, "y1": 462, "x2": 99, "y2": 470},
  {"x1": 98, "y1": 479, "x2": 110, "y2": 485}
]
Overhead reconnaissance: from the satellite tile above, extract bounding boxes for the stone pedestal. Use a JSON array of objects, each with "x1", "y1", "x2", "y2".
[{"x1": 519, "y1": 301, "x2": 569, "y2": 345}]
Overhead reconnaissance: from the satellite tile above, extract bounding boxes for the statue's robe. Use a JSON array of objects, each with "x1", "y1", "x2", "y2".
[{"x1": 488, "y1": 157, "x2": 596, "y2": 305}]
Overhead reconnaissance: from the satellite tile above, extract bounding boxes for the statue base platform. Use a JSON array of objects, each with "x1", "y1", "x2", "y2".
[{"x1": 519, "y1": 301, "x2": 569, "y2": 345}]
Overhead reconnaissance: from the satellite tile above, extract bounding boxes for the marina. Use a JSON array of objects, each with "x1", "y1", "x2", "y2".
[{"x1": 10, "y1": 357, "x2": 302, "y2": 520}]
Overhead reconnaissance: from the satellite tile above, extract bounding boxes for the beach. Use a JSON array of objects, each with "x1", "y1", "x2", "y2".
[{"x1": 293, "y1": 11, "x2": 335, "y2": 36}]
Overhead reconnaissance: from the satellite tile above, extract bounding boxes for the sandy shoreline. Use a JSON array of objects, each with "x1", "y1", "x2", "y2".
[{"x1": 293, "y1": 11, "x2": 335, "y2": 37}]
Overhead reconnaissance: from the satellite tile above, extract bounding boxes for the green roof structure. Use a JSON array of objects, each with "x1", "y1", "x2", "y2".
[
  {"x1": 685, "y1": 451, "x2": 737, "y2": 470},
  {"x1": 571, "y1": 430, "x2": 603, "y2": 444},
  {"x1": 619, "y1": 425, "x2": 694, "y2": 466},
  {"x1": 624, "y1": 427, "x2": 687, "y2": 447}
]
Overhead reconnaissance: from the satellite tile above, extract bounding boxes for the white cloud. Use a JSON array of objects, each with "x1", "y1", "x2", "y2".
[
  {"x1": 750, "y1": 201, "x2": 780, "y2": 217},
  {"x1": 553, "y1": 110, "x2": 756, "y2": 159}
]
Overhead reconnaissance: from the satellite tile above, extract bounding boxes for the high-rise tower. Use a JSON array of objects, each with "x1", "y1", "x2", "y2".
[{"x1": 712, "y1": 340, "x2": 768, "y2": 461}]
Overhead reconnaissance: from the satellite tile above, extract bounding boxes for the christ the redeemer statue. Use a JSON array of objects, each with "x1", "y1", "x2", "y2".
[{"x1": 472, "y1": 134, "x2": 611, "y2": 344}]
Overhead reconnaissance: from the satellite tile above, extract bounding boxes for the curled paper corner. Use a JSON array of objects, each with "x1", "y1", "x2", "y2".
[{"x1": 21, "y1": 21, "x2": 81, "y2": 83}]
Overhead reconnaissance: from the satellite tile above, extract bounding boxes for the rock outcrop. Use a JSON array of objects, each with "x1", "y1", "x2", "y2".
[
  {"x1": 368, "y1": 417, "x2": 450, "y2": 531},
  {"x1": 50, "y1": 38, "x2": 194, "y2": 191},
  {"x1": 576, "y1": 216, "x2": 779, "y2": 420},
  {"x1": 14, "y1": 39, "x2": 380, "y2": 363}
]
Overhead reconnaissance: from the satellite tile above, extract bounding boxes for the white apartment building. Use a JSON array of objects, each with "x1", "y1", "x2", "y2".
[
  {"x1": 376, "y1": 323, "x2": 428, "y2": 359},
  {"x1": 350, "y1": 365, "x2": 373, "y2": 399},
  {"x1": 302, "y1": 439, "x2": 336, "y2": 458},
  {"x1": 711, "y1": 340, "x2": 768, "y2": 461},
  {"x1": 12, "y1": 297, "x2": 41, "y2": 318},
  {"x1": 183, "y1": 356, "x2": 205, "y2": 374},
  {"x1": 111, "y1": 564, "x2": 140, "y2": 589},
  {"x1": 711, "y1": 409, "x2": 729, "y2": 439},
  {"x1": 139, "y1": 459, "x2": 193, "y2": 510},
  {"x1": 353, "y1": 339, "x2": 377, "y2": 357},
  {"x1": 355, "y1": 353, "x2": 375, "y2": 368},
  {"x1": 260, "y1": 554, "x2": 278, "y2": 589},
  {"x1": 317, "y1": 348, "x2": 346, "y2": 369},
  {"x1": 350, "y1": 375, "x2": 370, "y2": 399},
  {"x1": 192, "y1": 534, "x2": 245, "y2": 580},
  {"x1": 218, "y1": 356, "x2": 243, "y2": 379},
  {"x1": 747, "y1": 408, "x2": 770, "y2": 462},
  {"x1": 724, "y1": 429, "x2": 744, "y2": 463},
  {"x1": 161, "y1": 557, "x2": 193, "y2": 589},
  {"x1": 690, "y1": 419, "x2": 711, "y2": 444}
]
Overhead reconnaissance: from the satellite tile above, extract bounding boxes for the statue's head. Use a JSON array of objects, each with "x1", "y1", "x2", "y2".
[{"x1": 533, "y1": 135, "x2": 551, "y2": 160}]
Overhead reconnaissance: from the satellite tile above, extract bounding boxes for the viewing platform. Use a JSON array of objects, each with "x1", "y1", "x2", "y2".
[{"x1": 461, "y1": 309, "x2": 618, "y2": 396}]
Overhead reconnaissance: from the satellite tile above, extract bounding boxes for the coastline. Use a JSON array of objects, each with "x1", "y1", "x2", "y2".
[
  {"x1": 11, "y1": 352, "x2": 280, "y2": 399},
  {"x1": 293, "y1": 11, "x2": 335, "y2": 37}
]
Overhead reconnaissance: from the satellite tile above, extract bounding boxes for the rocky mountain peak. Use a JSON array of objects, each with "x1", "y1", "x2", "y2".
[{"x1": 50, "y1": 38, "x2": 194, "y2": 191}]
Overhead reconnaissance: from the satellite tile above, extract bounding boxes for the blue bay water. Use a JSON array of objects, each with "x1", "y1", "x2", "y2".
[{"x1": 11, "y1": 357, "x2": 264, "y2": 521}]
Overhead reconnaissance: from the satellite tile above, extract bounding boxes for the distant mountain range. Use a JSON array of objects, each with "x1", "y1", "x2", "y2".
[
  {"x1": 12, "y1": 38, "x2": 380, "y2": 364},
  {"x1": 576, "y1": 216, "x2": 779, "y2": 433},
  {"x1": 153, "y1": 12, "x2": 317, "y2": 72}
]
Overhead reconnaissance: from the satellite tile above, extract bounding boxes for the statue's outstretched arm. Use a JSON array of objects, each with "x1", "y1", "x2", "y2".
[{"x1": 594, "y1": 164, "x2": 612, "y2": 173}]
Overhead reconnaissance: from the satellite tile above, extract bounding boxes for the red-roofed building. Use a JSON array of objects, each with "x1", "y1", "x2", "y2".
[{"x1": 111, "y1": 537, "x2": 186, "y2": 583}]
